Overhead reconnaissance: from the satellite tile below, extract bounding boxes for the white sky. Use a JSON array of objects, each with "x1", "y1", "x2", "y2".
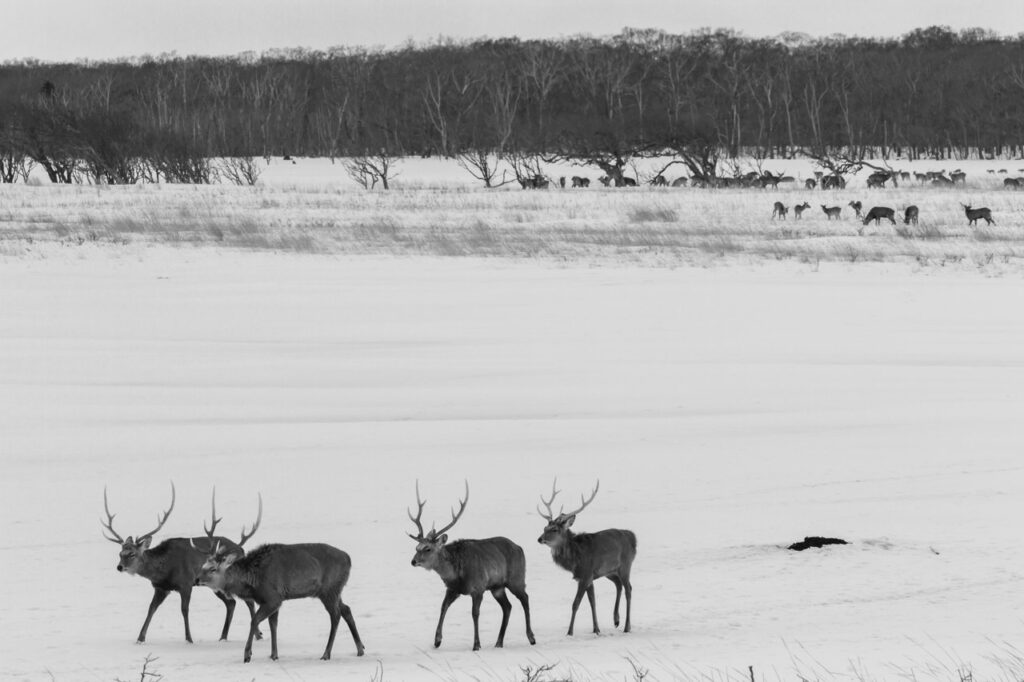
[{"x1": 5, "y1": 0, "x2": 1024, "y2": 63}]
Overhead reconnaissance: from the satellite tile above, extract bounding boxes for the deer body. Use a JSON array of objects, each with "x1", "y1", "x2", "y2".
[
  {"x1": 793, "y1": 202, "x2": 811, "y2": 219},
  {"x1": 821, "y1": 205, "x2": 841, "y2": 220},
  {"x1": 197, "y1": 543, "x2": 365, "y2": 662},
  {"x1": 862, "y1": 206, "x2": 896, "y2": 226},
  {"x1": 537, "y1": 481, "x2": 637, "y2": 636},
  {"x1": 962, "y1": 204, "x2": 994, "y2": 226},
  {"x1": 772, "y1": 202, "x2": 788, "y2": 220},
  {"x1": 848, "y1": 201, "x2": 863, "y2": 218},
  {"x1": 408, "y1": 482, "x2": 535, "y2": 651},
  {"x1": 904, "y1": 205, "x2": 919, "y2": 225}
]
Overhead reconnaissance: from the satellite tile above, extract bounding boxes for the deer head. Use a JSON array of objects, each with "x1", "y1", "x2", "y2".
[
  {"x1": 407, "y1": 480, "x2": 468, "y2": 571},
  {"x1": 102, "y1": 482, "x2": 176, "y2": 574},
  {"x1": 537, "y1": 479, "x2": 599, "y2": 546},
  {"x1": 195, "y1": 540, "x2": 239, "y2": 590}
]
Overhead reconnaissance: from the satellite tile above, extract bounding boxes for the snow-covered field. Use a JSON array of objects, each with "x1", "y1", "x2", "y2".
[{"x1": 4, "y1": 158, "x2": 1024, "y2": 681}]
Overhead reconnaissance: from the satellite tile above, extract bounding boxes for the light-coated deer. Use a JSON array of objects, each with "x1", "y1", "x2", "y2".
[
  {"x1": 821, "y1": 205, "x2": 841, "y2": 220},
  {"x1": 102, "y1": 484, "x2": 261, "y2": 643},
  {"x1": 903, "y1": 205, "x2": 919, "y2": 225},
  {"x1": 408, "y1": 481, "x2": 535, "y2": 651},
  {"x1": 195, "y1": 537, "x2": 365, "y2": 663},
  {"x1": 772, "y1": 202, "x2": 788, "y2": 220},
  {"x1": 848, "y1": 201, "x2": 863, "y2": 218},
  {"x1": 537, "y1": 480, "x2": 637, "y2": 636},
  {"x1": 962, "y1": 203, "x2": 995, "y2": 226},
  {"x1": 793, "y1": 202, "x2": 811, "y2": 219}
]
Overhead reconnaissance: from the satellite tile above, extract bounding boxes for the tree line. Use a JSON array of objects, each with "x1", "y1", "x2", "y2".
[{"x1": 2, "y1": 25, "x2": 1024, "y2": 184}]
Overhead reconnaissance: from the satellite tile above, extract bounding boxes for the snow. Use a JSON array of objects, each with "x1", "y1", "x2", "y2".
[{"x1": 3, "y1": 247, "x2": 1024, "y2": 681}]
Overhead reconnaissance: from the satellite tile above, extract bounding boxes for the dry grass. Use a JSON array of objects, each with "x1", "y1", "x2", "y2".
[{"x1": 0, "y1": 182, "x2": 1022, "y2": 267}]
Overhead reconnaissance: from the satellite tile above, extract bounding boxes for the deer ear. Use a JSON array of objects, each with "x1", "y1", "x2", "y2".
[
  {"x1": 437, "y1": 534, "x2": 448, "y2": 545},
  {"x1": 138, "y1": 536, "x2": 152, "y2": 550},
  {"x1": 222, "y1": 552, "x2": 240, "y2": 567},
  {"x1": 563, "y1": 514, "x2": 576, "y2": 528}
]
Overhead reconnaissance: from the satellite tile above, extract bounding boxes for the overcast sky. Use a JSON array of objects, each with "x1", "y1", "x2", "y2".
[{"x1": 6, "y1": 0, "x2": 1024, "y2": 63}]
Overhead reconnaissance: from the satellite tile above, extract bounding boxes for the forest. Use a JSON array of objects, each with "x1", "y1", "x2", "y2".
[{"x1": 1, "y1": 25, "x2": 1023, "y2": 184}]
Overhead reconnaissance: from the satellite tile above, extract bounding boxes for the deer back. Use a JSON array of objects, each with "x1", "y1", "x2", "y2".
[
  {"x1": 438, "y1": 537, "x2": 526, "y2": 594},
  {"x1": 550, "y1": 529, "x2": 637, "y2": 580},
  {"x1": 224, "y1": 543, "x2": 351, "y2": 601}
]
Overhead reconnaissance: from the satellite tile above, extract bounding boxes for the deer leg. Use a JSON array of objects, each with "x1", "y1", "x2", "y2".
[
  {"x1": 137, "y1": 587, "x2": 170, "y2": 643},
  {"x1": 179, "y1": 586, "x2": 194, "y2": 643},
  {"x1": 608, "y1": 576, "x2": 623, "y2": 628},
  {"x1": 268, "y1": 611, "x2": 280, "y2": 660},
  {"x1": 586, "y1": 584, "x2": 600, "y2": 634},
  {"x1": 321, "y1": 595, "x2": 340, "y2": 661},
  {"x1": 338, "y1": 600, "x2": 365, "y2": 656},
  {"x1": 243, "y1": 599, "x2": 263, "y2": 640},
  {"x1": 470, "y1": 592, "x2": 484, "y2": 651},
  {"x1": 245, "y1": 603, "x2": 277, "y2": 663},
  {"x1": 508, "y1": 585, "x2": 535, "y2": 645},
  {"x1": 434, "y1": 589, "x2": 459, "y2": 649},
  {"x1": 491, "y1": 588, "x2": 512, "y2": 648},
  {"x1": 622, "y1": 577, "x2": 633, "y2": 633},
  {"x1": 567, "y1": 580, "x2": 589, "y2": 636},
  {"x1": 214, "y1": 590, "x2": 235, "y2": 641}
]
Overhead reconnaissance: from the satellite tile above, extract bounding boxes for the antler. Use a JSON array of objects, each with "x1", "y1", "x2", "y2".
[
  {"x1": 204, "y1": 487, "x2": 222, "y2": 538},
  {"x1": 101, "y1": 487, "x2": 125, "y2": 544},
  {"x1": 238, "y1": 493, "x2": 262, "y2": 547},
  {"x1": 537, "y1": 478, "x2": 561, "y2": 521},
  {"x1": 137, "y1": 482, "x2": 176, "y2": 542},
  {"x1": 561, "y1": 480, "x2": 600, "y2": 518},
  {"x1": 407, "y1": 480, "x2": 469, "y2": 540},
  {"x1": 407, "y1": 480, "x2": 427, "y2": 541},
  {"x1": 432, "y1": 480, "x2": 469, "y2": 538}
]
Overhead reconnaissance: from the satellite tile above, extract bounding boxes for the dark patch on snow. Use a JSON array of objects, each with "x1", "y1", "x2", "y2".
[{"x1": 787, "y1": 536, "x2": 848, "y2": 551}]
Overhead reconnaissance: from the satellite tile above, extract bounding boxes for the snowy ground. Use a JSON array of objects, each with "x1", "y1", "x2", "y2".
[{"x1": 3, "y1": 247, "x2": 1024, "y2": 681}]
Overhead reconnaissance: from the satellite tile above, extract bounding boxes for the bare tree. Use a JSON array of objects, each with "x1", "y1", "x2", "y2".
[{"x1": 343, "y1": 151, "x2": 399, "y2": 189}]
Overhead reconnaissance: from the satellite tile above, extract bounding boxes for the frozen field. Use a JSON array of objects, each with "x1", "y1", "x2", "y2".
[{"x1": 3, "y1": 246, "x2": 1024, "y2": 681}]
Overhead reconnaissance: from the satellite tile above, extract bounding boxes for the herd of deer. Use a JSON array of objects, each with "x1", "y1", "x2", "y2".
[
  {"x1": 102, "y1": 480, "x2": 636, "y2": 663},
  {"x1": 771, "y1": 201, "x2": 995, "y2": 230}
]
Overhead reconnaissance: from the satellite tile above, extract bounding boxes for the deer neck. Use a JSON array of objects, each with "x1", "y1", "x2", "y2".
[
  {"x1": 134, "y1": 551, "x2": 168, "y2": 582},
  {"x1": 431, "y1": 547, "x2": 460, "y2": 585},
  {"x1": 219, "y1": 563, "x2": 257, "y2": 599},
  {"x1": 549, "y1": 530, "x2": 580, "y2": 570}
]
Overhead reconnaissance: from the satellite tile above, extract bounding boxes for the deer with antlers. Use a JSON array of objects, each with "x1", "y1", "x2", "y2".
[
  {"x1": 408, "y1": 481, "x2": 535, "y2": 651},
  {"x1": 537, "y1": 480, "x2": 637, "y2": 636},
  {"x1": 102, "y1": 483, "x2": 262, "y2": 643}
]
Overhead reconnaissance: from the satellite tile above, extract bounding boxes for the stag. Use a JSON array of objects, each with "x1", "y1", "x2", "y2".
[
  {"x1": 408, "y1": 481, "x2": 535, "y2": 651},
  {"x1": 962, "y1": 204, "x2": 995, "y2": 226},
  {"x1": 102, "y1": 484, "x2": 261, "y2": 643},
  {"x1": 821, "y1": 205, "x2": 841, "y2": 220},
  {"x1": 196, "y1": 538, "x2": 365, "y2": 663},
  {"x1": 793, "y1": 202, "x2": 811, "y2": 219},
  {"x1": 537, "y1": 480, "x2": 637, "y2": 636},
  {"x1": 903, "y1": 205, "x2": 919, "y2": 225}
]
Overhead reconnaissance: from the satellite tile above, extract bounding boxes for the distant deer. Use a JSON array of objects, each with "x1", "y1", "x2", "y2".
[
  {"x1": 1004, "y1": 177, "x2": 1020, "y2": 189},
  {"x1": 821, "y1": 205, "x2": 842, "y2": 220},
  {"x1": 408, "y1": 482, "x2": 535, "y2": 651},
  {"x1": 571, "y1": 176, "x2": 590, "y2": 188},
  {"x1": 866, "y1": 172, "x2": 889, "y2": 188},
  {"x1": 793, "y1": 202, "x2": 811, "y2": 219},
  {"x1": 671, "y1": 176, "x2": 688, "y2": 187},
  {"x1": 772, "y1": 201, "x2": 788, "y2": 220},
  {"x1": 862, "y1": 206, "x2": 897, "y2": 226},
  {"x1": 962, "y1": 204, "x2": 995, "y2": 226},
  {"x1": 903, "y1": 205, "x2": 919, "y2": 225},
  {"x1": 650, "y1": 175, "x2": 668, "y2": 187},
  {"x1": 102, "y1": 484, "x2": 261, "y2": 643},
  {"x1": 196, "y1": 536, "x2": 365, "y2": 663},
  {"x1": 950, "y1": 171, "x2": 966, "y2": 184},
  {"x1": 537, "y1": 480, "x2": 637, "y2": 636},
  {"x1": 805, "y1": 178, "x2": 816, "y2": 190},
  {"x1": 848, "y1": 201, "x2": 863, "y2": 218}
]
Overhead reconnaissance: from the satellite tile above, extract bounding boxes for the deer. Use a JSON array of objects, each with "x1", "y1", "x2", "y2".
[
  {"x1": 862, "y1": 206, "x2": 897, "y2": 226},
  {"x1": 195, "y1": 536, "x2": 365, "y2": 663},
  {"x1": 102, "y1": 483, "x2": 261, "y2": 644},
  {"x1": 962, "y1": 204, "x2": 995, "y2": 226},
  {"x1": 408, "y1": 481, "x2": 535, "y2": 651},
  {"x1": 903, "y1": 205, "x2": 919, "y2": 225},
  {"x1": 537, "y1": 480, "x2": 637, "y2": 636},
  {"x1": 772, "y1": 201, "x2": 788, "y2": 220},
  {"x1": 821, "y1": 205, "x2": 842, "y2": 220},
  {"x1": 793, "y1": 202, "x2": 811, "y2": 219},
  {"x1": 848, "y1": 201, "x2": 863, "y2": 218},
  {"x1": 805, "y1": 178, "x2": 816, "y2": 190},
  {"x1": 1004, "y1": 177, "x2": 1020, "y2": 189},
  {"x1": 571, "y1": 176, "x2": 590, "y2": 188}
]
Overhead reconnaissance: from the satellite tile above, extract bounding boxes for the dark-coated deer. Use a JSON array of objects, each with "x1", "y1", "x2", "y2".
[
  {"x1": 537, "y1": 480, "x2": 637, "y2": 636},
  {"x1": 102, "y1": 484, "x2": 261, "y2": 643},
  {"x1": 862, "y1": 206, "x2": 896, "y2": 226},
  {"x1": 772, "y1": 202, "x2": 788, "y2": 220},
  {"x1": 903, "y1": 205, "x2": 919, "y2": 225},
  {"x1": 196, "y1": 539, "x2": 365, "y2": 663},
  {"x1": 821, "y1": 205, "x2": 841, "y2": 220},
  {"x1": 962, "y1": 203, "x2": 995, "y2": 226},
  {"x1": 408, "y1": 481, "x2": 535, "y2": 651},
  {"x1": 793, "y1": 202, "x2": 811, "y2": 219},
  {"x1": 848, "y1": 201, "x2": 863, "y2": 218}
]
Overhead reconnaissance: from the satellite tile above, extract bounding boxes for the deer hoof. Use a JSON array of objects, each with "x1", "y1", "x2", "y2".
[
  {"x1": 320, "y1": 653, "x2": 330, "y2": 661},
  {"x1": 356, "y1": 646, "x2": 365, "y2": 657},
  {"x1": 473, "y1": 643, "x2": 481, "y2": 651}
]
